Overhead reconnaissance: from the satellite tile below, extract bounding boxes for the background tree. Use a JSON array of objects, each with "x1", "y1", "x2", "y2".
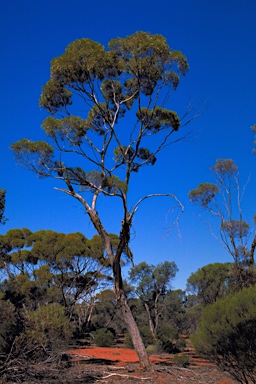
[
  {"x1": 11, "y1": 31, "x2": 193, "y2": 367},
  {"x1": 186, "y1": 262, "x2": 232, "y2": 306},
  {"x1": 189, "y1": 158, "x2": 256, "y2": 290},
  {"x1": 90, "y1": 289, "x2": 126, "y2": 336},
  {"x1": 192, "y1": 286, "x2": 256, "y2": 384},
  {"x1": 0, "y1": 189, "x2": 7, "y2": 225},
  {"x1": 184, "y1": 262, "x2": 232, "y2": 333},
  {"x1": 160, "y1": 289, "x2": 187, "y2": 334},
  {"x1": 129, "y1": 261, "x2": 178, "y2": 340},
  {"x1": 0, "y1": 229, "x2": 109, "y2": 313}
]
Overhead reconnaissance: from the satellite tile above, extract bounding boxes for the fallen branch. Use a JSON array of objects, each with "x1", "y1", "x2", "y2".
[{"x1": 100, "y1": 372, "x2": 152, "y2": 380}]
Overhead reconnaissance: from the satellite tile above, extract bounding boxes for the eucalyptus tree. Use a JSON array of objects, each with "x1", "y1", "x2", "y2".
[
  {"x1": 0, "y1": 229, "x2": 109, "y2": 313},
  {"x1": 12, "y1": 31, "x2": 193, "y2": 367},
  {"x1": 189, "y1": 159, "x2": 256, "y2": 290},
  {"x1": 186, "y1": 262, "x2": 232, "y2": 306},
  {"x1": 129, "y1": 261, "x2": 178, "y2": 340}
]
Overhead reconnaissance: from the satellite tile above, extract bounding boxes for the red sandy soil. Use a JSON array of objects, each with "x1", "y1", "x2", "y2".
[{"x1": 68, "y1": 346, "x2": 236, "y2": 383}]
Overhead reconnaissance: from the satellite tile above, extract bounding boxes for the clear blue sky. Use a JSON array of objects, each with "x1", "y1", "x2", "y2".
[{"x1": 1, "y1": 0, "x2": 256, "y2": 290}]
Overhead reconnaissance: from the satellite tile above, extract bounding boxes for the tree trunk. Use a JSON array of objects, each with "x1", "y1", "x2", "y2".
[
  {"x1": 113, "y1": 259, "x2": 151, "y2": 369},
  {"x1": 144, "y1": 302, "x2": 157, "y2": 341},
  {"x1": 119, "y1": 291, "x2": 151, "y2": 369},
  {"x1": 87, "y1": 207, "x2": 151, "y2": 369}
]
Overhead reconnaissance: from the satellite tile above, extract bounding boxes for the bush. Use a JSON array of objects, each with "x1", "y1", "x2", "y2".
[
  {"x1": 146, "y1": 340, "x2": 163, "y2": 354},
  {"x1": 192, "y1": 286, "x2": 256, "y2": 384},
  {"x1": 156, "y1": 324, "x2": 179, "y2": 353},
  {"x1": 175, "y1": 338, "x2": 186, "y2": 352},
  {"x1": 17, "y1": 303, "x2": 74, "y2": 361},
  {"x1": 172, "y1": 353, "x2": 190, "y2": 367},
  {"x1": 157, "y1": 324, "x2": 179, "y2": 344},
  {"x1": 161, "y1": 339, "x2": 175, "y2": 353},
  {"x1": 93, "y1": 328, "x2": 115, "y2": 347},
  {"x1": 124, "y1": 332, "x2": 134, "y2": 348},
  {"x1": 0, "y1": 300, "x2": 18, "y2": 355}
]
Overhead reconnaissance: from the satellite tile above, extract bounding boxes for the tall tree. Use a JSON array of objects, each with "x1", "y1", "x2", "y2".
[
  {"x1": 12, "y1": 31, "x2": 192, "y2": 368},
  {"x1": 189, "y1": 159, "x2": 256, "y2": 290}
]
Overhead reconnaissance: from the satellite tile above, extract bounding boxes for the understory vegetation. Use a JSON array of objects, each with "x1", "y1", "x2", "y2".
[{"x1": 0, "y1": 225, "x2": 255, "y2": 383}]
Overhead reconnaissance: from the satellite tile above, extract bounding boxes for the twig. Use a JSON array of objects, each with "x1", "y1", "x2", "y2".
[{"x1": 99, "y1": 372, "x2": 152, "y2": 380}]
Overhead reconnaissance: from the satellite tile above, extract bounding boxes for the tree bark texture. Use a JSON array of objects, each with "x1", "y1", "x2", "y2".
[{"x1": 88, "y1": 207, "x2": 151, "y2": 369}]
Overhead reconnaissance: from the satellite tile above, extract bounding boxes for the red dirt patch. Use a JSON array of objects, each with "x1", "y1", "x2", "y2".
[
  {"x1": 69, "y1": 346, "x2": 173, "y2": 364},
  {"x1": 68, "y1": 346, "x2": 236, "y2": 383}
]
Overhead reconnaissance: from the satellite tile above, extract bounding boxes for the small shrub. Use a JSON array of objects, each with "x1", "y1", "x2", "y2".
[
  {"x1": 175, "y1": 338, "x2": 186, "y2": 352},
  {"x1": 157, "y1": 324, "x2": 179, "y2": 344},
  {"x1": 93, "y1": 328, "x2": 115, "y2": 347},
  {"x1": 0, "y1": 300, "x2": 18, "y2": 355},
  {"x1": 22, "y1": 303, "x2": 73, "y2": 358},
  {"x1": 172, "y1": 353, "x2": 190, "y2": 367},
  {"x1": 156, "y1": 324, "x2": 178, "y2": 353},
  {"x1": 124, "y1": 332, "x2": 134, "y2": 348},
  {"x1": 146, "y1": 340, "x2": 163, "y2": 354},
  {"x1": 161, "y1": 339, "x2": 175, "y2": 353}
]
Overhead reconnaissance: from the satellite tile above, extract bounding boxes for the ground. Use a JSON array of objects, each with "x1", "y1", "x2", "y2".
[
  {"x1": 1, "y1": 346, "x2": 237, "y2": 383},
  {"x1": 66, "y1": 346, "x2": 236, "y2": 384}
]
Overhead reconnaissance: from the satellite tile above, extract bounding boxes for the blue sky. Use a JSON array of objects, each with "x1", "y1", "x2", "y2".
[{"x1": 1, "y1": 0, "x2": 256, "y2": 290}]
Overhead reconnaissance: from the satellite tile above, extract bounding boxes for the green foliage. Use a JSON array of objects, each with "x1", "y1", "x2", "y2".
[
  {"x1": 156, "y1": 324, "x2": 179, "y2": 353},
  {"x1": 157, "y1": 324, "x2": 179, "y2": 344},
  {"x1": 192, "y1": 286, "x2": 256, "y2": 383},
  {"x1": 93, "y1": 328, "x2": 115, "y2": 347},
  {"x1": 139, "y1": 326, "x2": 154, "y2": 347},
  {"x1": 221, "y1": 220, "x2": 249, "y2": 238},
  {"x1": 124, "y1": 326, "x2": 153, "y2": 349},
  {"x1": 0, "y1": 300, "x2": 18, "y2": 354},
  {"x1": 42, "y1": 116, "x2": 88, "y2": 145},
  {"x1": 136, "y1": 107, "x2": 180, "y2": 132},
  {"x1": 172, "y1": 353, "x2": 190, "y2": 367},
  {"x1": 0, "y1": 228, "x2": 111, "y2": 312},
  {"x1": 16, "y1": 303, "x2": 73, "y2": 361},
  {"x1": 186, "y1": 263, "x2": 232, "y2": 306},
  {"x1": 210, "y1": 158, "x2": 238, "y2": 177},
  {"x1": 188, "y1": 182, "x2": 219, "y2": 206},
  {"x1": 175, "y1": 338, "x2": 186, "y2": 352},
  {"x1": 124, "y1": 332, "x2": 134, "y2": 348},
  {"x1": 129, "y1": 261, "x2": 178, "y2": 302},
  {"x1": 11, "y1": 139, "x2": 54, "y2": 177},
  {"x1": 129, "y1": 261, "x2": 178, "y2": 339},
  {"x1": 146, "y1": 340, "x2": 163, "y2": 354},
  {"x1": 160, "y1": 290, "x2": 187, "y2": 334},
  {"x1": 0, "y1": 189, "x2": 7, "y2": 224},
  {"x1": 12, "y1": 31, "x2": 189, "y2": 191}
]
